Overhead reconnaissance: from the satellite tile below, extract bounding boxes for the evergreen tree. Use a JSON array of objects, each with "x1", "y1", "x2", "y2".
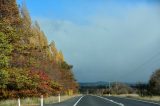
[
  {"x1": 0, "y1": 0, "x2": 20, "y2": 25},
  {"x1": 149, "y1": 69, "x2": 160, "y2": 95}
]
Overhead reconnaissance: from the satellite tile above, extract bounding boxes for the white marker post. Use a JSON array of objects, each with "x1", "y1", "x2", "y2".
[
  {"x1": 41, "y1": 95, "x2": 43, "y2": 106},
  {"x1": 58, "y1": 94, "x2": 61, "y2": 102},
  {"x1": 18, "y1": 98, "x2": 20, "y2": 106}
]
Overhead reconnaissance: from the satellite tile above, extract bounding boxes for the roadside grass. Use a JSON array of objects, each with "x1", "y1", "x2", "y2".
[
  {"x1": 44, "y1": 95, "x2": 78, "y2": 104},
  {"x1": 0, "y1": 97, "x2": 40, "y2": 106},
  {"x1": 0, "y1": 95, "x2": 79, "y2": 106},
  {"x1": 127, "y1": 95, "x2": 160, "y2": 103},
  {"x1": 112, "y1": 94, "x2": 160, "y2": 103},
  {"x1": 0, "y1": 99, "x2": 17, "y2": 106}
]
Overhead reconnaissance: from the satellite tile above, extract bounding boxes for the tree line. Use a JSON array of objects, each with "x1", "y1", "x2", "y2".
[
  {"x1": 80, "y1": 69, "x2": 160, "y2": 96},
  {"x1": 0, "y1": 0, "x2": 78, "y2": 99},
  {"x1": 137, "y1": 69, "x2": 160, "y2": 96}
]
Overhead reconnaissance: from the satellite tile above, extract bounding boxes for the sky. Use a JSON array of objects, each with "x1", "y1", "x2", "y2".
[{"x1": 17, "y1": 0, "x2": 160, "y2": 82}]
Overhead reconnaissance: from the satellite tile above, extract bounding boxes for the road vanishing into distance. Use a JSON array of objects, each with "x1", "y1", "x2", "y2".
[{"x1": 45, "y1": 95, "x2": 160, "y2": 106}]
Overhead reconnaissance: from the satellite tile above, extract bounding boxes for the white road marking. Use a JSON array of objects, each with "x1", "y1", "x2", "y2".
[
  {"x1": 73, "y1": 96, "x2": 84, "y2": 106},
  {"x1": 93, "y1": 95, "x2": 124, "y2": 106},
  {"x1": 115, "y1": 96, "x2": 160, "y2": 106}
]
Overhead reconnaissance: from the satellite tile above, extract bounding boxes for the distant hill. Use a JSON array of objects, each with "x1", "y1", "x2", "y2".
[
  {"x1": 79, "y1": 81, "x2": 147, "y2": 88},
  {"x1": 79, "y1": 81, "x2": 109, "y2": 87}
]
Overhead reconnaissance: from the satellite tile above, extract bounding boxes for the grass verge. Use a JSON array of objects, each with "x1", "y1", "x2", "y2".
[
  {"x1": 113, "y1": 94, "x2": 160, "y2": 103},
  {"x1": 0, "y1": 95, "x2": 79, "y2": 106}
]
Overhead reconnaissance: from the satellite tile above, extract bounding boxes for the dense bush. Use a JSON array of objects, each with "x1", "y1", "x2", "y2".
[
  {"x1": 0, "y1": 68, "x2": 61, "y2": 99},
  {"x1": 111, "y1": 82, "x2": 134, "y2": 94},
  {"x1": 149, "y1": 69, "x2": 160, "y2": 95}
]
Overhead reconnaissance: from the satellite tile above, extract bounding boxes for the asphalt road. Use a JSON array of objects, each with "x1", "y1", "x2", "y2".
[
  {"x1": 44, "y1": 95, "x2": 160, "y2": 106},
  {"x1": 104, "y1": 96, "x2": 160, "y2": 106}
]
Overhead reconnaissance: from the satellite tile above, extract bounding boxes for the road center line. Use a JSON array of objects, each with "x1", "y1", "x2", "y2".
[
  {"x1": 94, "y1": 95, "x2": 124, "y2": 106},
  {"x1": 73, "y1": 96, "x2": 84, "y2": 106}
]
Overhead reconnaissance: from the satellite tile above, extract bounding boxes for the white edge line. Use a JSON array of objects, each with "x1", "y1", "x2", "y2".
[
  {"x1": 93, "y1": 95, "x2": 124, "y2": 106},
  {"x1": 73, "y1": 96, "x2": 84, "y2": 106},
  {"x1": 115, "y1": 96, "x2": 160, "y2": 106}
]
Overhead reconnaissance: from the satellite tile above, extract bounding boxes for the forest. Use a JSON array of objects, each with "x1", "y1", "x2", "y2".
[{"x1": 0, "y1": 0, "x2": 78, "y2": 99}]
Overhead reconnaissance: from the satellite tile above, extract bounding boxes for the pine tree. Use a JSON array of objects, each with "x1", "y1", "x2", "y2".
[
  {"x1": 21, "y1": 1, "x2": 31, "y2": 28},
  {"x1": 0, "y1": 0, "x2": 20, "y2": 25},
  {"x1": 0, "y1": 32, "x2": 12, "y2": 68}
]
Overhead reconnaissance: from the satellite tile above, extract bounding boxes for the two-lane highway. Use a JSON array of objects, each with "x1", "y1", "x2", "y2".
[
  {"x1": 76, "y1": 95, "x2": 119, "y2": 106},
  {"x1": 45, "y1": 95, "x2": 160, "y2": 106}
]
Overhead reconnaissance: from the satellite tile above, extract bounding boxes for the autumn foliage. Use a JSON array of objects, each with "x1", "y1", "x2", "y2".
[{"x1": 0, "y1": 0, "x2": 78, "y2": 99}]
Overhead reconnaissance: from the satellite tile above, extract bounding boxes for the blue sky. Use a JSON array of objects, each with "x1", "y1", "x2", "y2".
[{"x1": 17, "y1": 0, "x2": 160, "y2": 82}]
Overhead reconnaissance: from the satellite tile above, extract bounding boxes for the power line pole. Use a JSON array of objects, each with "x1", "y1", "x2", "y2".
[
  {"x1": 116, "y1": 81, "x2": 118, "y2": 95},
  {"x1": 109, "y1": 81, "x2": 111, "y2": 96}
]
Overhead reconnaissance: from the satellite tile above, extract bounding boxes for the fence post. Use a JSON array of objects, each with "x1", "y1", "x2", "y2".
[
  {"x1": 18, "y1": 98, "x2": 20, "y2": 106},
  {"x1": 58, "y1": 94, "x2": 61, "y2": 102},
  {"x1": 41, "y1": 95, "x2": 43, "y2": 106}
]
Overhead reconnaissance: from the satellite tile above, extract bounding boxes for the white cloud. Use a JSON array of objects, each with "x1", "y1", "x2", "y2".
[{"x1": 38, "y1": 4, "x2": 160, "y2": 82}]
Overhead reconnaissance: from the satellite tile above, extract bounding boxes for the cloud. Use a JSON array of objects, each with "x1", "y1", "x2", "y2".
[{"x1": 38, "y1": 3, "x2": 160, "y2": 82}]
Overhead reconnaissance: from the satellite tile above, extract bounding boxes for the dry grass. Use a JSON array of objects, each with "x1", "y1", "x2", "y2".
[
  {"x1": 0, "y1": 99, "x2": 17, "y2": 106},
  {"x1": 128, "y1": 95, "x2": 160, "y2": 103},
  {"x1": 0, "y1": 97, "x2": 40, "y2": 106},
  {"x1": 0, "y1": 95, "x2": 79, "y2": 106},
  {"x1": 44, "y1": 95, "x2": 79, "y2": 104},
  {"x1": 112, "y1": 94, "x2": 160, "y2": 103}
]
